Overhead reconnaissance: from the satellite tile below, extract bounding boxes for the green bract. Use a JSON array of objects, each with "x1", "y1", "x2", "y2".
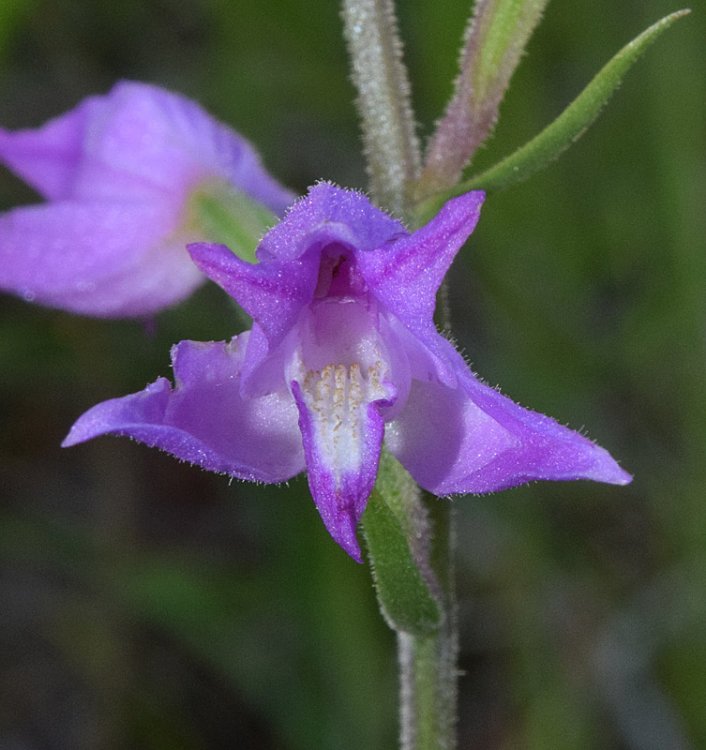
[
  {"x1": 362, "y1": 452, "x2": 442, "y2": 636},
  {"x1": 415, "y1": 9, "x2": 690, "y2": 224}
]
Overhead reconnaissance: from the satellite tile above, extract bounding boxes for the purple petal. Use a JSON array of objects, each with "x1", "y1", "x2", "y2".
[
  {"x1": 0, "y1": 95, "x2": 102, "y2": 200},
  {"x1": 256, "y1": 182, "x2": 405, "y2": 263},
  {"x1": 63, "y1": 336, "x2": 304, "y2": 482},
  {"x1": 1, "y1": 81, "x2": 294, "y2": 213},
  {"x1": 1, "y1": 81, "x2": 296, "y2": 317},
  {"x1": 188, "y1": 182, "x2": 409, "y2": 348},
  {"x1": 387, "y1": 348, "x2": 631, "y2": 494},
  {"x1": 188, "y1": 242, "x2": 318, "y2": 346},
  {"x1": 286, "y1": 298, "x2": 398, "y2": 561},
  {"x1": 359, "y1": 191, "x2": 484, "y2": 313},
  {"x1": 291, "y1": 366, "x2": 390, "y2": 562},
  {"x1": 358, "y1": 191, "x2": 484, "y2": 379},
  {"x1": 72, "y1": 82, "x2": 295, "y2": 212},
  {"x1": 0, "y1": 200, "x2": 203, "y2": 317}
]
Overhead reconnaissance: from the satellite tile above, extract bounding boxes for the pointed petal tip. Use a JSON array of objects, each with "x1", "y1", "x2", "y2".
[
  {"x1": 587, "y1": 453, "x2": 633, "y2": 487},
  {"x1": 575, "y1": 435, "x2": 632, "y2": 487},
  {"x1": 186, "y1": 241, "x2": 249, "y2": 289},
  {"x1": 327, "y1": 509, "x2": 364, "y2": 563},
  {"x1": 292, "y1": 367, "x2": 384, "y2": 564},
  {"x1": 614, "y1": 469, "x2": 633, "y2": 486},
  {"x1": 186, "y1": 240, "x2": 231, "y2": 262},
  {"x1": 60, "y1": 430, "x2": 80, "y2": 448},
  {"x1": 390, "y1": 364, "x2": 636, "y2": 497},
  {"x1": 442, "y1": 188, "x2": 486, "y2": 223},
  {"x1": 60, "y1": 400, "x2": 119, "y2": 449}
]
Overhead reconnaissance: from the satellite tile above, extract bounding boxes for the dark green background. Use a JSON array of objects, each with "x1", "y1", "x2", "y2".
[{"x1": 1, "y1": 1, "x2": 704, "y2": 748}]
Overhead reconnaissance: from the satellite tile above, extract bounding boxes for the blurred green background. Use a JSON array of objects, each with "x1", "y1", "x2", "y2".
[{"x1": 0, "y1": 1, "x2": 704, "y2": 748}]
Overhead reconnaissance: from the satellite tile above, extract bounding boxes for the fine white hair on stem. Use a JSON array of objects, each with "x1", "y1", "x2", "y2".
[{"x1": 341, "y1": 0, "x2": 421, "y2": 218}]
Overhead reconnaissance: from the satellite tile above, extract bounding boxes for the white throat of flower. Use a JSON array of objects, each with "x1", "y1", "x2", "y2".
[{"x1": 292, "y1": 353, "x2": 391, "y2": 484}]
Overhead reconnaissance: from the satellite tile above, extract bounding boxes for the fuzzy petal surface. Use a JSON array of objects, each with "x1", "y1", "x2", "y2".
[
  {"x1": 63, "y1": 336, "x2": 304, "y2": 482},
  {"x1": 358, "y1": 190, "x2": 484, "y2": 382},
  {"x1": 188, "y1": 241, "x2": 318, "y2": 347},
  {"x1": 256, "y1": 182, "x2": 405, "y2": 263},
  {"x1": 386, "y1": 344, "x2": 631, "y2": 494},
  {"x1": 60, "y1": 183, "x2": 631, "y2": 560},
  {"x1": 290, "y1": 367, "x2": 390, "y2": 562}
]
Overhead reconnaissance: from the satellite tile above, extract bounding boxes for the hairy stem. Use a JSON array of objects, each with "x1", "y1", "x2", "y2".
[
  {"x1": 399, "y1": 501, "x2": 457, "y2": 750},
  {"x1": 341, "y1": 0, "x2": 421, "y2": 217},
  {"x1": 399, "y1": 630, "x2": 457, "y2": 750}
]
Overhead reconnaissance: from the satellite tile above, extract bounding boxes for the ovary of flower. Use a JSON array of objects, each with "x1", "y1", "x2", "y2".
[{"x1": 63, "y1": 183, "x2": 631, "y2": 561}]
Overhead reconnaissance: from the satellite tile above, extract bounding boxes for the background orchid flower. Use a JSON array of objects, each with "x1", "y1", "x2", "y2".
[
  {"x1": 0, "y1": 81, "x2": 294, "y2": 317},
  {"x1": 63, "y1": 183, "x2": 630, "y2": 561}
]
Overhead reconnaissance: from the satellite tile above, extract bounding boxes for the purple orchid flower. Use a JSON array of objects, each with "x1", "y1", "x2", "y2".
[
  {"x1": 0, "y1": 81, "x2": 294, "y2": 317},
  {"x1": 63, "y1": 183, "x2": 630, "y2": 561}
]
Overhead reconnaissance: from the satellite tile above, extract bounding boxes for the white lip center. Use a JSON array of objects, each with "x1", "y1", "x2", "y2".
[{"x1": 296, "y1": 359, "x2": 388, "y2": 480}]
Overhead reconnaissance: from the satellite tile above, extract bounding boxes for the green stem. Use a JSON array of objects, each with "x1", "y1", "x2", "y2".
[
  {"x1": 341, "y1": 0, "x2": 421, "y2": 217},
  {"x1": 399, "y1": 629, "x2": 457, "y2": 750},
  {"x1": 398, "y1": 503, "x2": 457, "y2": 750}
]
